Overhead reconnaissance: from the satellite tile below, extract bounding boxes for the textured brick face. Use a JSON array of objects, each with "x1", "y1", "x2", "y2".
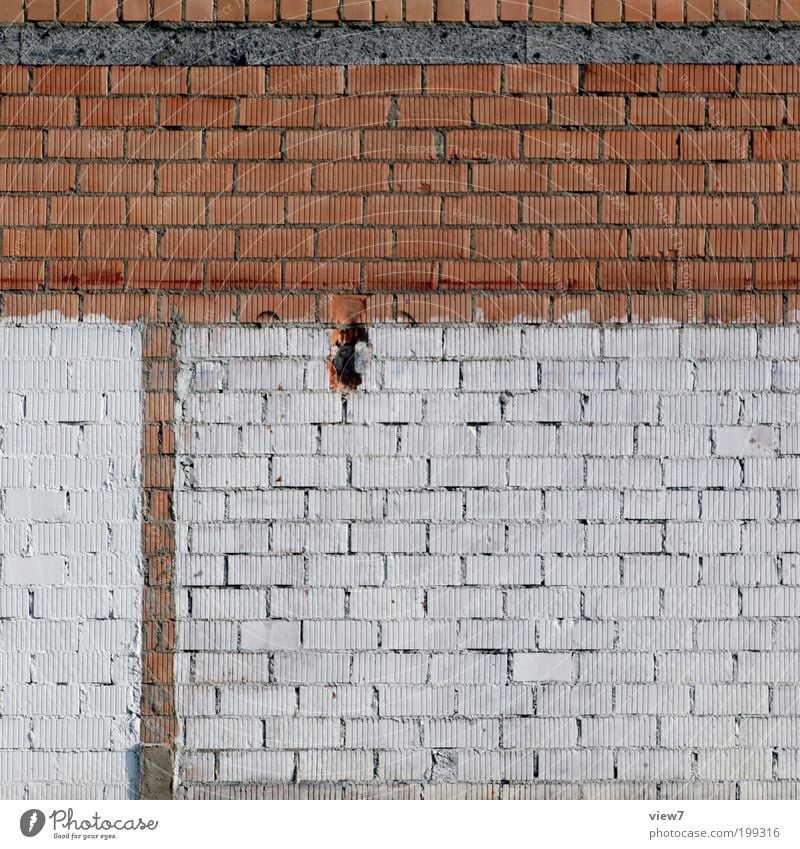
[
  {"x1": 0, "y1": 322, "x2": 142, "y2": 800},
  {"x1": 174, "y1": 322, "x2": 800, "y2": 799}
]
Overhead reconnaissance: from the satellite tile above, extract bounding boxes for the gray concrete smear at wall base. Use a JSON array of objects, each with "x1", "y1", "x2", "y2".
[{"x1": 0, "y1": 24, "x2": 798, "y2": 65}]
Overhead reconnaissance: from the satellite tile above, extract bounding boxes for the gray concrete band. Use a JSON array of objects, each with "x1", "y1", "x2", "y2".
[{"x1": 0, "y1": 24, "x2": 797, "y2": 65}]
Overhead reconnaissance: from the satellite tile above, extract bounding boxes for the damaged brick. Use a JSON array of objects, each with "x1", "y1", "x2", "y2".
[{"x1": 329, "y1": 325, "x2": 370, "y2": 391}]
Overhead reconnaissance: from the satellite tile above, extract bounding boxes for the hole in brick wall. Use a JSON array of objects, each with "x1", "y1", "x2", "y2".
[{"x1": 328, "y1": 325, "x2": 370, "y2": 391}]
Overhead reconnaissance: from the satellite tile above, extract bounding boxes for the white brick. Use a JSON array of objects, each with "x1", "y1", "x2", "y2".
[
  {"x1": 505, "y1": 391, "x2": 581, "y2": 423},
  {"x1": 513, "y1": 653, "x2": 572, "y2": 682},
  {"x1": 4, "y1": 555, "x2": 66, "y2": 585},
  {"x1": 240, "y1": 621, "x2": 300, "y2": 651}
]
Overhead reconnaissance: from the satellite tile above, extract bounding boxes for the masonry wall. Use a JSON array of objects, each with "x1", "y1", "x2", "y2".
[{"x1": 0, "y1": 321, "x2": 142, "y2": 800}]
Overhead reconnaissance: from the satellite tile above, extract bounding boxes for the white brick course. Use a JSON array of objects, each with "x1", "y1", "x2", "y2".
[{"x1": 174, "y1": 323, "x2": 800, "y2": 798}]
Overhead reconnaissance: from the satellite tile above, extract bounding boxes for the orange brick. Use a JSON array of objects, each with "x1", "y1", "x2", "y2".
[
  {"x1": 468, "y1": 0, "x2": 497, "y2": 18},
  {"x1": 499, "y1": 0, "x2": 527, "y2": 18},
  {"x1": 759, "y1": 263, "x2": 800, "y2": 290},
  {"x1": 550, "y1": 162, "x2": 626, "y2": 192},
  {"x1": 471, "y1": 162, "x2": 546, "y2": 192},
  {"x1": 160, "y1": 229, "x2": 235, "y2": 260},
  {"x1": 426, "y1": 65, "x2": 501, "y2": 94},
  {"x1": 111, "y1": 67, "x2": 187, "y2": 95},
  {"x1": 0, "y1": 262, "x2": 45, "y2": 288},
  {"x1": 584, "y1": 65, "x2": 658, "y2": 93},
  {"x1": 83, "y1": 229, "x2": 156, "y2": 258},
  {"x1": 51, "y1": 197, "x2": 126, "y2": 225},
  {"x1": 0, "y1": 129, "x2": 42, "y2": 158},
  {"x1": 602, "y1": 195, "x2": 676, "y2": 225},
  {"x1": 758, "y1": 196, "x2": 800, "y2": 224},
  {"x1": 288, "y1": 195, "x2": 362, "y2": 225},
  {"x1": 0, "y1": 163, "x2": 75, "y2": 192},
  {"x1": 129, "y1": 198, "x2": 206, "y2": 226},
  {"x1": 159, "y1": 163, "x2": 233, "y2": 194},
  {"x1": 366, "y1": 196, "x2": 441, "y2": 225},
  {"x1": 603, "y1": 130, "x2": 678, "y2": 160},
  {"x1": 285, "y1": 130, "x2": 360, "y2": 160},
  {"x1": 677, "y1": 260, "x2": 751, "y2": 292},
  {"x1": 630, "y1": 97, "x2": 706, "y2": 126},
  {"x1": 655, "y1": 0, "x2": 683, "y2": 18},
  {"x1": 685, "y1": 0, "x2": 713, "y2": 18},
  {"x1": 522, "y1": 196, "x2": 598, "y2": 225},
  {"x1": 269, "y1": 66, "x2": 343, "y2": 95},
  {"x1": 120, "y1": 0, "x2": 147, "y2": 17},
  {"x1": 707, "y1": 294, "x2": 781, "y2": 323},
  {"x1": 80, "y1": 97, "x2": 157, "y2": 127},
  {"x1": 161, "y1": 97, "x2": 235, "y2": 128},
  {"x1": 473, "y1": 96, "x2": 548, "y2": 126},
  {"x1": 189, "y1": 68, "x2": 265, "y2": 95},
  {"x1": 373, "y1": 0, "x2": 403, "y2": 18},
  {"x1": 238, "y1": 98, "x2": 316, "y2": 128},
  {"x1": 184, "y1": 0, "x2": 213, "y2": 18},
  {"x1": 48, "y1": 129, "x2": 123, "y2": 158},
  {"x1": 151, "y1": 0, "x2": 182, "y2": 19},
  {"x1": 318, "y1": 228, "x2": 392, "y2": 258},
  {"x1": 207, "y1": 197, "x2": 284, "y2": 225},
  {"x1": 315, "y1": 162, "x2": 390, "y2": 192},
  {"x1": 279, "y1": 0, "x2": 308, "y2": 18},
  {"x1": 630, "y1": 228, "x2": 704, "y2": 258},
  {"x1": 364, "y1": 130, "x2": 437, "y2": 160},
  {"x1": 531, "y1": 0, "x2": 560, "y2": 18},
  {"x1": 235, "y1": 162, "x2": 311, "y2": 192},
  {"x1": 317, "y1": 96, "x2": 392, "y2": 128},
  {"x1": 207, "y1": 129, "x2": 281, "y2": 159},
  {"x1": 348, "y1": 66, "x2": 422, "y2": 95},
  {"x1": 781, "y1": 0, "x2": 800, "y2": 18},
  {"x1": 754, "y1": 130, "x2": 800, "y2": 159},
  {"x1": 341, "y1": 0, "x2": 371, "y2": 17},
  {"x1": 784, "y1": 233, "x2": 800, "y2": 258},
  {"x1": 680, "y1": 196, "x2": 755, "y2": 225},
  {"x1": 2, "y1": 96, "x2": 75, "y2": 126},
  {"x1": 783, "y1": 164, "x2": 800, "y2": 191},
  {"x1": 707, "y1": 163, "x2": 782, "y2": 193},
  {"x1": 58, "y1": 0, "x2": 87, "y2": 19},
  {"x1": 709, "y1": 229, "x2": 783, "y2": 258},
  {"x1": 208, "y1": 262, "x2": 281, "y2": 288},
  {"x1": 708, "y1": 98, "x2": 784, "y2": 127},
  {"x1": 396, "y1": 97, "x2": 472, "y2": 128},
  {"x1": 127, "y1": 130, "x2": 203, "y2": 160},
  {"x1": 393, "y1": 163, "x2": 469, "y2": 193},
  {"x1": 629, "y1": 163, "x2": 704, "y2": 193},
  {"x1": 247, "y1": 0, "x2": 275, "y2": 18},
  {"x1": 679, "y1": 130, "x2": 749, "y2": 160},
  {"x1": 562, "y1": 0, "x2": 591, "y2": 19},
  {"x1": 474, "y1": 228, "x2": 548, "y2": 259},
  {"x1": 396, "y1": 228, "x2": 470, "y2": 258},
  {"x1": 219, "y1": 0, "x2": 247, "y2": 18},
  {"x1": 395, "y1": 293, "x2": 473, "y2": 320},
  {"x1": 524, "y1": 129, "x2": 600, "y2": 159},
  {"x1": 239, "y1": 294, "x2": 317, "y2": 322},
  {"x1": 26, "y1": 0, "x2": 55, "y2": 18},
  {"x1": 554, "y1": 228, "x2": 626, "y2": 259},
  {"x1": 79, "y1": 163, "x2": 154, "y2": 193},
  {"x1": 240, "y1": 229, "x2": 314, "y2": 258},
  {"x1": 33, "y1": 67, "x2": 107, "y2": 95},
  {"x1": 5, "y1": 229, "x2": 79, "y2": 259},
  {"x1": 0, "y1": 198, "x2": 47, "y2": 226},
  {"x1": 718, "y1": 0, "x2": 747, "y2": 17},
  {"x1": 505, "y1": 65, "x2": 579, "y2": 94},
  {"x1": 0, "y1": 0, "x2": 20, "y2": 22},
  {"x1": 3, "y1": 294, "x2": 80, "y2": 319},
  {"x1": 129, "y1": 261, "x2": 203, "y2": 289},
  {"x1": 624, "y1": 0, "x2": 653, "y2": 20},
  {"x1": 550, "y1": 96, "x2": 626, "y2": 126},
  {"x1": 406, "y1": 0, "x2": 434, "y2": 19},
  {"x1": 446, "y1": 129, "x2": 520, "y2": 160},
  {"x1": 436, "y1": 0, "x2": 465, "y2": 16},
  {"x1": 441, "y1": 260, "x2": 518, "y2": 288},
  {"x1": 661, "y1": 65, "x2": 736, "y2": 93},
  {"x1": 310, "y1": 0, "x2": 338, "y2": 19},
  {"x1": 444, "y1": 196, "x2": 519, "y2": 225}
]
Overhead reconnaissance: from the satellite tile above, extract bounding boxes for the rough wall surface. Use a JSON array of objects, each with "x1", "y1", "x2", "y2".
[
  {"x1": 0, "y1": 321, "x2": 143, "y2": 800},
  {"x1": 172, "y1": 321, "x2": 800, "y2": 800}
]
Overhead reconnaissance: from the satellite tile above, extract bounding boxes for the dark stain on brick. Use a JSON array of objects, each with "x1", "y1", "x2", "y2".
[{"x1": 329, "y1": 324, "x2": 369, "y2": 391}]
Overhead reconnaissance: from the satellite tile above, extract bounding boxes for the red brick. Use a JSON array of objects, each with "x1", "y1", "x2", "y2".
[
  {"x1": 0, "y1": 68, "x2": 28, "y2": 93},
  {"x1": 661, "y1": 65, "x2": 736, "y2": 93},
  {"x1": 366, "y1": 196, "x2": 441, "y2": 225},
  {"x1": 80, "y1": 97, "x2": 157, "y2": 127},
  {"x1": 708, "y1": 98, "x2": 784, "y2": 127},
  {"x1": 472, "y1": 162, "x2": 547, "y2": 192},
  {"x1": 189, "y1": 68, "x2": 265, "y2": 95},
  {"x1": 315, "y1": 162, "x2": 390, "y2": 192},
  {"x1": 159, "y1": 163, "x2": 233, "y2": 193},
  {"x1": 524, "y1": 130, "x2": 600, "y2": 159},
  {"x1": 2, "y1": 96, "x2": 75, "y2": 126},
  {"x1": 426, "y1": 65, "x2": 501, "y2": 94},
  {"x1": 584, "y1": 64, "x2": 658, "y2": 93},
  {"x1": 317, "y1": 97, "x2": 392, "y2": 128},
  {"x1": 754, "y1": 130, "x2": 800, "y2": 160},
  {"x1": 522, "y1": 196, "x2": 598, "y2": 225},
  {"x1": 680, "y1": 196, "x2": 755, "y2": 225},
  {"x1": 708, "y1": 229, "x2": 783, "y2": 258},
  {"x1": 348, "y1": 66, "x2": 422, "y2": 95},
  {"x1": 51, "y1": 197, "x2": 126, "y2": 225},
  {"x1": 240, "y1": 229, "x2": 314, "y2": 258},
  {"x1": 238, "y1": 98, "x2": 315, "y2": 128},
  {"x1": 396, "y1": 228, "x2": 471, "y2": 258},
  {"x1": 160, "y1": 229, "x2": 235, "y2": 259},
  {"x1": 284, "y1": 261, "x2": 361, "y2": 290},
  {"x1": 473, "y1": 96, "x2": 548, "y2": 126},
  {"x1": 127, "y1": 130, "x2": 202, "y2": 160},
  {"x1": 5, "y1": 229, "x2": 79, "y2": 259},
  {"x1": 446, "y1": 129, "x2": 520, "y2": 160},
  {"x1": 396, "y1": 97, "x2": 472, "y2": 128},
  {"x1": 79, "y1": 163, "x2": 153, "y2": 193},
  {"x1": 445, "y1": 196, "x2": 519, "y2": 225},
  {"x1": 207, "y1": 197, "x2": 284, "y2": 225},
  {"x1": 236, "y1": 163, "x2": 311, "y2": 193},
  {"x1": 758, "y1": 195, "x2": 800, "y2": 224},
  {"x1": 629, "y1": 164, "x2": 704, "y2": 193},
  {"x1": 707, "y1": 163, "x2": 782, "y2": 193},
  {"x1": 269, "y1": 66, "x2": 344, "y2": 95},
  {"x1": 630, "y1": 97, "x2": 706, "y2": 126},
  {"x1": 392, "y1": 163, "x2": 467, "y2": 193},
  {"x1": 550, "y1": 162, "x2": 627, "y2": 192},
  {"x1": 160, "y1": 97, "x2": 235, "y2": 127},
  {"x1": 1, "y1": 163, "x2": 75, "y2": 192},
  {"x1": 505, "y1": 65, "x2": 579, "y2": 93},
  {"x1": 129, "y1": 198, "x2": 206, "y2": 226},
  {"x1": 757, "y1": 263, "x2": 800, "y2": 289},
  {"x1": 285, "y1": 130, "x2": 360, "y2": 161},
  {"x1": 287, "y1": 195, "x2": 363, "y2": 224},
  {"x1": 208, "y1": 263, "x2": 281, "y2": 288},
  {"x1": 0, "y1": 129, "x2": 42, "y2": 158},
  {"x1": 0, "y1": 198, "x2": 47, "y2": 226},
  {"x1": 679, "y1": 130, "x2": 749, "y2": 160},
  {"x1": 0, "y1": 261, "x2": 45, "y2": 288},
  {"x1": 318, "y1": 229, "x2": 392, "y2": 258},
  {"x1": 521, "y1": 262, "x2": 596, "y2": 292},
  {"x1": 111, "y1": 67, "x2": 187, "y2": 95},
  {"x1": 33, "y1": 67, "x2": 107, "y2": 95},
  {"x1": 630, "y1": 228, "x2": 705, "y2": 258},
  {"x1": 364, "y1": 130, "x2": 437, "y2": 160},
  {"x1": 602, "y1": 195, "x2": 676, "y2": 225},
  {"x1": 83, "y1": 229, "x2": 156, "y2": 258},
  {"x1": 740, "y1": 66, "x2": 800, "y2": 93},
  {"x1": 599, "y1": 261, "x2": 674, "y2": 291},
  {"x1": 554, "y1": 228, "x2": 626, "y2": 259},
  {"x1": 474, "y1": 228, "x2": 548, "y2": 259},
  {"x1": 551, "y1": 96, "x2": 626, "y2": 126},
  {"x1": 603, "y1": 130, "x2": 678, "y2": 160},
  {"x1": 49, "y1": 129, "x2": 124, "y2": 158},
  {"x1": 441, "y1": 260, "x2": 518, "y2": 288},
  {"x1": 207, "y1": 129, "x2": 281, "y2": 159},
  {"x1": 706, "y1": 294, "x2": 781, "y2": 323}
]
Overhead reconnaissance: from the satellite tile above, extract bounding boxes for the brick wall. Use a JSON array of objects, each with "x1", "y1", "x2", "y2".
[
  {"x1": 1, "y1": 65, "x2": 800, "y2": 297},
  {"x1": 0, "y1": 0, "x2": 795, "y2": 24},
  {"x1": 0, "y1": 322, "x2": 142, "y2": 800}
]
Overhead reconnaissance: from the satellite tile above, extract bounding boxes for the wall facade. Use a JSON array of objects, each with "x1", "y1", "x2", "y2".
[{"x1": 0, "y1": 321, "x2": 142, "y2": 800}]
